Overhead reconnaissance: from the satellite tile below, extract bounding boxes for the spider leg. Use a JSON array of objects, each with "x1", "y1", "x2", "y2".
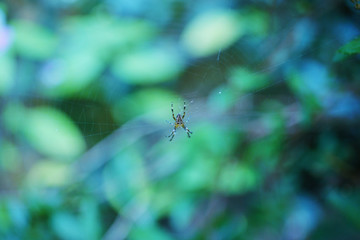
[
  {"x1": 165, "y1": 120, "x2": 173, "y2": 125},
  {"x1": 183, "y1": 126, "x2": 193, "y2": 138},
  {"x1": 169, "y1": 132, "x2": 176, "y2": 141},
  {"x1": 182, "y1": 101, "x2": 186, "y2": 119},
  {"x1": 171, "y1": 103, "x2": 176, "y2": 121},
  {"x1": 168, "y1": 129, "x2": 176, "y2": 141}
]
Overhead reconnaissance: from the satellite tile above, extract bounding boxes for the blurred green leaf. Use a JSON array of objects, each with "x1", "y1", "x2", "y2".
[
  {"x1": 176, "y1": 155, "x2": 218, "y2": 191},
  {"x1": 334, "y1": 37, "x2": 360, "y2": 61},
  {"x1": 113, "y1": 88, "x2": 177, "y2": 123},
  {"x1": 207, "y1": 85, "x2": 238, "y2": 113},
  {"x1": 229, "y1": 67, "x2": 269, "y2": 93},
  {"x1": 170, "y1": 197, "x2": 196, "y2": 230},
  {"x1": 27, "y1": 161, "x2": 72, "y2": 188},
  {"x1": 51, "y1": 211, "x2": 82, "y2": 240},
  {"x1": 2, "y1": 102, "x2": 25, "y2": 133},
  {"x1": 150, "y1": 188, "x2": 176, "y2": 218},
  {"x1": 7, "y1": 198, "x2": 28, "y2": 230},
  {"x1": 112, "y1": 46, "x2": 184, "y2": 84},
  {"x1": 80, "y1": 199, "x2": 101, "y2": 240},
  {"x1": 0, "y1": 201, "x2": 12, "y2": 234},
  {"x1": 0, "y1": 141, "x2": 20, "y2": 172},
  {"x1": 0, "y1": 54, "x2": 14, "y2": 95},
  {"x1": 0, "y1": 198, "x2": 27, "y2": 236},
  {"x1": 217, "y1": 163, "x2": 258, "y2": 194},
  {"x1": 181, "y1": 10, "x2": 244, "y2": 57},
  {"x1": 260, "y1": 102, "x2": 286, "y2": 136},
  {"x1": 12, "y1": 20, "x2": 57, "y2": 59},
  {"x1": 40, "y1": 16, "x2": 157, "y2": 97},
  {"x1": 22, "y1": 107, "x2": 86, "y2": 159},
  {"x1": 145, "y1": 141, "x2": 189, "y2": 183},
  {"x1": 39, "y1": 55, "x2": 104, "y2": 97},
  {"x1": 286, "y1": 70, "x2": 321, "y2": 123},
  {"x1": 104, "y1": 147, "x2": 148, "y2": 211},
  {"x1": 130, "y1": 225, "x2": 173, "y2": 240},
  {"x1": 60, "y1": 54, "x2": 103, "y2": 88},
  {"x1": 192, "y1": 122, "x2": 238, "y2": 156},
  {"x1": 62, "y1": 15, "x2": 157, "y2": 59},
  {"x1": 241, "y1": 9, "x2": 270, "y2": 37}
]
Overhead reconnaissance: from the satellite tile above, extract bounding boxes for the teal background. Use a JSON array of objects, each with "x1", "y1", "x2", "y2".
[{"x1": 1, "y1": 0, "x2": 360, "y2": 239}]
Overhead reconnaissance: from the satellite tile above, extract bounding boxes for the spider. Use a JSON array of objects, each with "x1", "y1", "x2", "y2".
[{"x1": 168, "y1": 101, "x2": 193, "y2": 141}]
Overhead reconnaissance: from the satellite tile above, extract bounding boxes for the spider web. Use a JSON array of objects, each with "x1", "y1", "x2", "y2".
[
  {"x1": 52, "y1": 0, "x2": 349, "y2": 185},
  {"x1": 2, "y1": 1, "x2": 360, "y2": 239},
  {"x1": 3, "y1": 0, "x2": 356, "y2": 190},
  {"x1": 17, "y1": 0, "x2": 347, "y2": 149}
]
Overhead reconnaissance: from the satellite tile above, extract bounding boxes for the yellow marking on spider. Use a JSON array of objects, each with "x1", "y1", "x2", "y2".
[{"x1": 167, "y1": 101, "x2": 193, "y2": 141}]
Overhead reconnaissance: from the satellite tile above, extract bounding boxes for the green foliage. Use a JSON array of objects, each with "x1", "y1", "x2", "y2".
[
  {"x1": 334, "y1": 37, "x2": 360, "y2": 61},
  {"x1": 51, "y1": 199, "x2": 100, "y2": 240},
  {"x1": 239, "y1": 8, "x2": 270, "y2": 37},
  {"x1": 0, "y1": 54, "x2": 14, "y2": 95},
  {"x1": 113, "y1": 46, "x2": 184, "y2": 84},
  {"x1": 113, "y1": 88, "x2": 177, "y2": 123},
  {"x1": 327, "y1": 191, "x2": 360, "y2": 229},
  {"x1": 12, "y1": 20, "x2": 58, "y2": 60},
  {"x1": 229, "y1": 67, "x2": 270, "y2": 93},
  {"x1": 104, "y1": 147, "x2": 148, "y2": 211},
  {"x1": 0, "y1": 141, "x2": 20, "y2": 171},
  {"x1": 286, "y1": 70, "x2": 322, "y2": 123},
  {"x1": 23, "y1": 107, "x2": 85, "y2": 159},
  {"x1": 181, "y1": 10, "x2": 244, "y2": 57},
  {"x1": 27, "y1": 161, "x2": 72, "y2": 188},
  {"x1": 3, "y1": 105, "x2": 86, "y2": 159},
  {"x1": 208, "y1": 85, "x2": 238, "y2": 113},
  {"x1": 129, "y1": 224, "x2": 173, "y2": 240},
  {"x1": 1, "y1": 1, "x2": 360, "y2": 240},
  {"x1": 217, "y1": 162, "x2": 259, "y2": 194}
]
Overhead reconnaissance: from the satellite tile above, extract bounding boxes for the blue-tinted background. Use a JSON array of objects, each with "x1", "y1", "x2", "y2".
[{"x1": 1, "y1": 0, "x2": 360, "y2": 239}]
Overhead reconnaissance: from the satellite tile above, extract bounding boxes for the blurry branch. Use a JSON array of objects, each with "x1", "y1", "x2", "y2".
[
  {"x1": 72, "y1": 117, "x2": 163, "y2": 182},
  {"x1": 102, "y1": 194, "x2": 149, "y2": 240}
]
